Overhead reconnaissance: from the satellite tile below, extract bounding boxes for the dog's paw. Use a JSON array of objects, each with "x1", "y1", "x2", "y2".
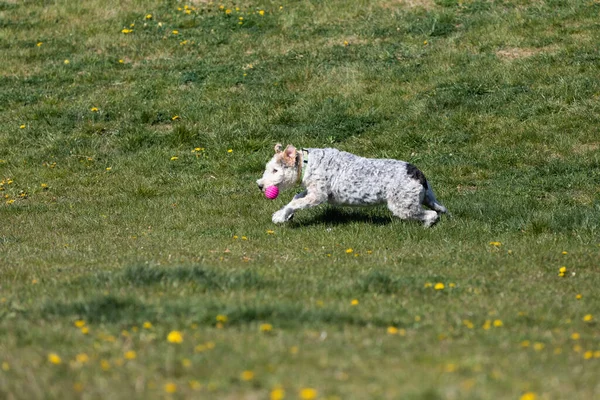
[{"x1": 272, "y1": 209, "x2": 292, "y2": 224}]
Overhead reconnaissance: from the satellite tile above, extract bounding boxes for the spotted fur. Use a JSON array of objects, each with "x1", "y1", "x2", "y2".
[{"x1": 257, "y1": 144, "x2": 448, "y2": 227}]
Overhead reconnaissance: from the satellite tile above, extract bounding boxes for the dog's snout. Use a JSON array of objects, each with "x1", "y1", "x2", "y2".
[{"x1": 257, "y1": 182, "x2": 264, "y2": 190}]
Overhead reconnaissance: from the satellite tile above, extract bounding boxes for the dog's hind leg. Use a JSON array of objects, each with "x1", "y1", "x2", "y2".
[{"x1": 387, "y1": 188, "x2": 439, "y2": 227}]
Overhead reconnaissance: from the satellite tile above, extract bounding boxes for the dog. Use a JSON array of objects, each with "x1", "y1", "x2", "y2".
[{"x1": 257, "y1": 144, "x2": 448, "y2": 227}]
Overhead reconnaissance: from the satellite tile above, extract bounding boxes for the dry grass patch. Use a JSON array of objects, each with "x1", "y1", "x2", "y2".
[{"x1": 495, "y1": 46, "x2": 558, "y2": 60}]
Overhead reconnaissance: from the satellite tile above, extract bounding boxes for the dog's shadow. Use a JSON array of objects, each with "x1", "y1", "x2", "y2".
[{"x1": 289, "y1": 207, "x2": 392, "y2": 228}]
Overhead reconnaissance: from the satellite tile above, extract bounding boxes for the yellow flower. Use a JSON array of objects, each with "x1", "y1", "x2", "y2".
[
  {"x1": 299, "y1": 388, "x2": 317, "y2": 400},
  {"x1": 48, "y1": 353, "x2": 62, "y2": 365},
  {"x1": 434, "y1": 282, "x2": 444, "y2": 290},
  {"x1": 181, "y1": 358, "x2": 192, "y2": 367},
  {"x1": 1, "y1": 362, "x2": 9, "y2": 371},
  {"x1": 583, "y1": 314, "x2": 593, "y2": 322},
  {"x1": 172, "y1": 30, "x2": 179, "y2": 35},
  {"x1": 170, "y1": 156, "x2": 178, "y2": 161},
  {"x1": 270, "y1": 387, "x2": 285, "y2": 400},
  {"x1": 571, "y1": 332, "x2": 580, "y2": 340},
  {"x1": 576, "y1": 294, "x2": 582, "y2": 300},
  {"x1": 164, "y1": 383, "x2": 177, "y2": 393},
  {"x1": 489, "y1": 241, "x2": 501, "y2": 247},
  {"x1": 260, "y1": 323, "x2": 273, "y2": 332},
  {"x1": 41, "y1": 183, "x2": 48, "y2": 189},
  {"x1": 121, "y1": 28, "x2": 133, "y2": 34},
  {"x1": 225, "y1": 9, "x2": 232, "y2": 14},
  {"x1": 20, "y1": 124, "x2": 26, "y2": 129},
  {"x1": 64, "y1": 59, "x2": 70, "y2": 64},
  {"x1": 350, "y1": 299, "x2": 359, "y2": 306},
  {"x1": 462, "y1": 320, "x2": 474, "y2": 329},
  {"x1": 583, "y1": 351, "x2": 593, "y2": 360},
  {"x1": 143, "y1": 321, "x2": 152, "y2": 329},
  {"x1": 345, "y1": 248, "x2": 353, "y2": 254},
  {"x1": 533, "y1": 342, "x2": 545, "y2": 351},
  {"x1": 561, "y1": 251, "x2": 568, "y2": 255},
  {"x1": 167, "y1": 330, "x2": 183, "y2": 343},
  {"x1": 124, "y1": 350, "x2": 136, "y2": 360},
  {"x1": 241, "y1": 370, "x2": 254, "y2": 381},
  {"x1": 520, "y1": 340, "x2": 530, "y2": 347},
  {"x1": 424, "y1": 282, "x2": 432, "y2": 288},
  {"x1": 189, "y1": 380, "x2": 202, "y2": 390},
  {"x1": 227, "y1": 149, "x2": 233, "y2": 153},
  {"x1": 75, "y1": 353, "x2": 89, "y2": 363},
  {"x1": 266, "y1": 230, "x2": 275, "y2": 234},
  {"x1": 259, "y1": 10, "x2": 265, "y2": 16},
  {"x1": 106, "y1": 167, "x2": 112, "y2": 171},
  {"x1": 145, "y1": 14, "x2": 152, "y2": 19},
  {"x1": 100, "y1": 359, "x2": 110, "y2": 370},
  {"x1": 80, "y1": 326, "x2": 89, "y2": 334},
  {"x1": 520, "y1": 392, "x2": 537, "y2": 400},
  {"x1": 493, "y1": 319, "x2": 503, "y2": 327},
  {"x1": 482, "y1": 320, "x2": 491, "y2": 330},
  {"x1": 387, "y1": 326, "x2": 399, "y2": 335},
  {"x1": 216, "y1": 314, "x2": 228, "y2": 323},
  {"x1": 172, "y1": 115, "x2": 180, "y2": 120},
  {"x1": 90, "y1": 107, "x2": 98, "y2": 112},
  {"x1": 74, "y1": 320, "x2": 86, "y2": 328},
  {"x1": 343, "y1": 40, "x2": 349, "y2": 46}
]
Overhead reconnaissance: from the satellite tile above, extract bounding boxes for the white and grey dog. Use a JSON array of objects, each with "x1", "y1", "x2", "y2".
[{"x1": 257, "y1": 144, "x2": 448, "y2": 227}]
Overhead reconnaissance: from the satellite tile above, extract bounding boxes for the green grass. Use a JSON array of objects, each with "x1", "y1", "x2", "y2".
[{"x1": 1, "y1": 0, "x2": 600, "y2": 398}]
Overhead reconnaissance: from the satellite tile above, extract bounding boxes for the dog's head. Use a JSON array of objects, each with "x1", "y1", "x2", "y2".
[{"x1": 256, "y1": 144, "x2": 299, "y2": 192}]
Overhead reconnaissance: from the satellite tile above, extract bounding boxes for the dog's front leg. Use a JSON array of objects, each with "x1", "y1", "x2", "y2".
[{"x1": 272, "y1": 190, "x2": 325, "y2": 224}]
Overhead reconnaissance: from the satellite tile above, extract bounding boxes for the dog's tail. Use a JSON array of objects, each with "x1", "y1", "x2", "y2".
[{"x1": 423, "y1": 186, "x2": 449, "y2": 215}]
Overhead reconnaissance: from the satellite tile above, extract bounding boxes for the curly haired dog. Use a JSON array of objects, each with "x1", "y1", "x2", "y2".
[{"x1": 257, "y1": 144, "x2": 448, "y2": 227}]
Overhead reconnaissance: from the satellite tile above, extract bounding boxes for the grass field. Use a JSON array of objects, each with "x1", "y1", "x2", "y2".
[{"x1": 1, "y1": 0, "x2": 599, "y2": 399}]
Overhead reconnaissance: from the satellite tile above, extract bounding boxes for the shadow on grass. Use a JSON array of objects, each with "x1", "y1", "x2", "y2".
[{"x1": 291, "y1": 207, "x2": 392, "y2": 228}]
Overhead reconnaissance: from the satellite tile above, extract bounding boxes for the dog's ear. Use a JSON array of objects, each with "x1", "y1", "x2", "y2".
[
  {"x1": 282, "y1": 145, "x2": 297, "y2": 166},
  {"x1": 274, "y1": 143, "x2": 283, "y2": 153}
]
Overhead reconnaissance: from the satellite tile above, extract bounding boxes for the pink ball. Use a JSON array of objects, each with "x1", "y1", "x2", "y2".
[{"x1": 264, "y1": 185, "x2": 279, "y2": 200}]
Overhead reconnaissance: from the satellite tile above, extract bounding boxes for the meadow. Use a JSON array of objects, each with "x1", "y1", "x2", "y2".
[{"x1": 1, "y1": 0, "x2": 599, "y2": 399}]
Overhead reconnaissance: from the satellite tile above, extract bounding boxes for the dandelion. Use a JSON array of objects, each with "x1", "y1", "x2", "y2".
[
  {"x1": 145, "y1": 14, "x2": 152, "y2": 19},
  {"x1": 562, "y1": 251, "x2": 568, "y2": 255},
  {"x1": 121, "y1": 28, "x2": 133, "y2": 34},
  {"x1": 1, "y1": 362, "x2": 9, "y2": 371},
  {"x1": 227, "y1": 149, "x2": 233, "y2": 153},
  {"x1": 521, "y1": 340, "x2": 530, "y2": 347},
  {"x1": 270, "y1": 387, "x2": 285, "y2": 400},
  {"x1": 216, "y1": 314, "x2": 228, "y2": 323},
  {"x1": 124, "y1": 350, "x2": 136, "y2": 360},
  {"x1": 489, "y1": 241, "x2": 501, "y2": 247},
  {"x1": 172, "y1": 30, "x2": 179, "y2": 35},
  {"x1": 171, "y1": 115, "x2": 180, "y2": 120},
  {"x1": 533, "y1": 342, "x2": 545, "y2": 351},
  {"x1": 299, "y1": 388, "x2": 317, "y2": 400},
  {"x1": 90, "y1": 107, "x2": 98, "y2": 112},
  {"x1": 351, "y1": 299, "x2": 359, "y2": 306},
  {"x1": 345, "y1": 248, "x2": 353, "y2": 254},
  {"x1": 482, "y1": 320, "x2": 491, "y2": 330},
  {"x1": 143, "y1": 321, "x2": 152, "y2": 329},
  {"x1": 387, "y1": 326, "x2": 399, "y2": 335},
  {"x1": 558, "y1": 266, "x2": 567, "y2": 277},
  {"x1": 105, "y1": 167, "x2": 112, "y2": 171},
  {"x1": 424, "y1": 282, "x2": 432, "y2": 288},
  {"x1": 343, "y1": 40, "x2": 349, "y2": 46},
  {"x1": 584, "y1": 351, "x2": 593, "y2": 360},
  {"x1": 449, "y1": 282, "x2": 456, "y2": 288},
  {"x1": 520, "y1": 393, "x2": 537, "y2": 400},
  {"x1": 167, "y1": 330, "x2": 183, "y2": 343},
  {"x1": 64, "y1": 59, "x2": 70, "y2": 64},
  {"x1": 80, "y1": 326, "x2": 89, "y2": 335},
  {"x1": 266, "y1": 230, "x2": 275, "y2": 234},
  {"x1": 434, "y1": 282, "x2": 445, "y2": 290},
  {"x1": 463, "y1": 320, "x2": 474, "y2": 329},
  {"x1": 493, "y1": 319, "x2": 503, "y2": 327},
  {"x1": 75, "y1": 353, "x2": 89, "y2": 364},
  {"x1": 259, "y1": 10, "x2": 265, "y2": 16},
  {"x1": 576, "y1": 294, "x2": 582, "y2": 300},
  {"x1": 119, "y1": 59, "x2": 124, "y2": 64},
  {"x1": 48, "y1": 353, "x2": 62, "y2": 365},
  {"x1": 583, "y1": 314, "x2": 593, "y2": 322},
  {"x1": 241, "y1": 370, "x2": 254, "y2": 381},
  {"x1": 424, "y1": 40, "x2": 428, "y2": 45},
  {"x1": 170, "y1": 156, "x2": 178, "y2": 161},
  {"x1": 181, "y1": 358, "x2": 192, "y2": 367},
  {"x1": 189, "y1": 380, "x2": 202, "y2": 390},
  {"x1": 260, "y1": 323, "x2": 273, "y2": 332},
  {"x1": 594, "y1": 351, "x2": 600, "y2": 358},
  {"x1": 100, "y1": 359, "x2": 110, "y2": 371},
  {"x1": 41, "y1": 183, "x2": 48, "y2": 190},
  {"x1": 20, "y1": 124, "x2": 26, "y2": 129},
  {"x1": 225, "y1": 9, "x2": 232, "y2": 14},
  {"x1": 164, "y1": 383, "x2": 177, "y2": 393},
  {"x1": 571, "y1": 332, "x2": 580, "y2": 340},
  {"x1": 74, "y1": 320, "x2": 85, "y2": 328}
]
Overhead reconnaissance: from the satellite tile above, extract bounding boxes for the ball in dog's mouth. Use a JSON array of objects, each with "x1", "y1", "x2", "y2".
[{"x1": 264, "y1": 186, "x2": 279, "y2": 200}]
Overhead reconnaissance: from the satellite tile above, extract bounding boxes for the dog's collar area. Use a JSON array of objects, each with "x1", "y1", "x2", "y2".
[{"x1": 296, "y1": 149, "x2": 309, "y2": 184}]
